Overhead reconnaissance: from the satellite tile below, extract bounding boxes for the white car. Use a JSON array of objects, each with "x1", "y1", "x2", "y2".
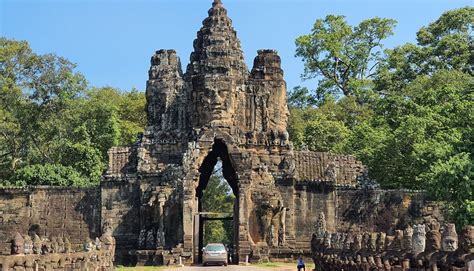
[{"x1": 202, "y1": 243, "x2": 228, "y2": 266}]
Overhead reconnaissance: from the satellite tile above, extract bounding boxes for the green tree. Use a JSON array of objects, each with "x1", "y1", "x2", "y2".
[
  {"x1": 11, "y1": 164, "x2": 89, "y2": 187},
  {"x1": 0, "y1": 38, "x2": 146, "y2": 186},
  {"x1": 421, "y1": 153, "x2": 473, "y2": 228},
  {"x1": 292, "y1": 9, "x2": 473, "y2": 227},
  {"x1": 295, "y1": 15, "x2": 396, "y2": 102},
  {"x1": 376, "y1": 7, "x2": 473, "y2": 92}
]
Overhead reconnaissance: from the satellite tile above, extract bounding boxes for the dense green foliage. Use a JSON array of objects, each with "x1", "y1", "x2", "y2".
[
  {"x1": 295, "y1": 15, "x2": 396, "y2": 103},
  {"x1": 201, "y1": 171, "x2": 235, "y2": 246},
  {"x1": 292, "y1": 7, "x2": 473, "y2": 227},
  {"x1": 0, "y1": 37, "x2": 146, "y2": 187}
]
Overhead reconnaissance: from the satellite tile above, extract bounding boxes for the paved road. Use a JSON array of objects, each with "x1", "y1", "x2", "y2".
[{"x1": 163, "y1": 264, "x2": 295, "y2": 271}]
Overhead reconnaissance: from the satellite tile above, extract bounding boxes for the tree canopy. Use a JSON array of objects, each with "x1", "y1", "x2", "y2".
[
  {"x1": 0, "y1": 37, "x2": 146, "y2": 187},
  {"x1": 291, "y1": 7, "x2": 473, "y2": 227},
  {"x1": 295, "y1": 15, "x2": 396, "y2": 103}
]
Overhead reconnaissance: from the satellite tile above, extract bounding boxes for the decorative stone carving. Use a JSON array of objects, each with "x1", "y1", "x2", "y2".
[
  {"x1": 277, "y1": 203, "x2": 287, "y2": 246},
  {"x1": 32, "y1": 233, "x2": 42, "y2": 254},
  {"x1": 324, "y1": 163, "x2": 337, "y2": 182},
  {"x1": 95, "y1": 237, "x2": 102, "y2": 250},
  {"x1": 368, "y1": 232, "x2": 377, "y2": 252},
  {"x1": 323, "y1": 231, "x2": 331, "y2": 249},
  {"x1": 331, "y1": 233, "x2": 339, "y2": 249},
  {"x1": 64, "y1": 237, "x2": 72, "y2": 253},
  {"x1": 156, "y1": 230, "x2": 166, "y2": 248},
  {"x1": 138, "y1": 229, "x2": 147, "y2": 249},
  {"x1": 311, "y1": 223, "x2": 473, "y2": 271},
  {"x1": 344, "y1": 233, "x2": 353, "y2": 250},
  {"x1": 449, "y1": 225, "x2": 474, "y2": 268},
  {"x1": 412, "y1": 224, "x2": 426, "y2": 254},
  {"x1": 441, "y1": 223, "x2": 458, "y2": 252},
  {"x1": 146, "y1": 230, "x2": 155, "y2": 249},
  {"x1": 402, "y1": 225, "x2": 414, "y2": 252},
  {"x1": 352, "y1": 233, "x2": 362, "y2": 251},
  {"x1": 51, "y1": 236, "x2": 59, "y2": 253},
  {"x1": 376, "y1": 232, "x2": 386, "y2": 252},
  {"x1": 24, "y1": 235, "x2": 33, "y2": 255},
  {"x1": 268, "y1": 224, "x2": 275, "y2": 246},
  {"x1": 11, "y1": 232, "x2": 24, "y2": 255},
  {"x1": 391, "y1": 230, "x2": 404, "y2": 251},
  {"x1": 58, "y1": 237, "x2": 65, "y2": 253},
  {"x1": 362, "y1": 231, "x2": 370, "y2": 250},
  {"x1": 84, "y1": 238, "x2": 94, "y2": 252},
  {"x1": 315, "y1": 212, "x2": 326, "y2": 239}
]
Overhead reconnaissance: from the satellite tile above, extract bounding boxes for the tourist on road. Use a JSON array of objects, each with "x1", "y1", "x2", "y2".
[{"x1": 297, "y1": 256, "x2": 305, "y2": 271}]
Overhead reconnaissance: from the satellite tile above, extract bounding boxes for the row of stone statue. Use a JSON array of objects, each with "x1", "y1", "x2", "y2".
[
  {"x1": 10, "y1": 233, "x2": 116, "y2": 256},
  {"x1": 10, "y1": 222, "x2": 115, "y2": 256},
  {"x1": 311, "y1": 220, "x2": 473, "y2": 270},
  {"x1": 10, "y1": 232, "x2": 73, "y2": 255}
]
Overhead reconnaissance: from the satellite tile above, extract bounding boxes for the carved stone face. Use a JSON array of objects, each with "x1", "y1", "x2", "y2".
[
  {"x1": 198, "y1": 85, "x2": 233, "y2": 125},
  {"x1": 412, "y1": 224, "x2": 426, "y2": 254},
  {"x1": 12, "y1": 232, "x2": 24, "y2": 255},
  {"x1": 441, "y1": 223, "x2": 458, "y2": 252},
  {"x1": 442, "y1": 237, "x2": 458, "y2": 252}
]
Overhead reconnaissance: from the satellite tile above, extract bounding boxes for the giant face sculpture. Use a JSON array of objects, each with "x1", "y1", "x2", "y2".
[{"x1": 198, "y1": 81, "x2": 234, "y2": 125}]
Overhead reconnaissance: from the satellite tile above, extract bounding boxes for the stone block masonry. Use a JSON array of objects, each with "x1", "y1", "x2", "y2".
[{"x1": 0, "y1": 187, "x2": 100, "y2": 255}]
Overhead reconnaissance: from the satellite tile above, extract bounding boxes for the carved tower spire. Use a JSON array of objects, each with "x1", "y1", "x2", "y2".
[{"x1": 187, "y1": 0, "x2": 248, "y2": 128}]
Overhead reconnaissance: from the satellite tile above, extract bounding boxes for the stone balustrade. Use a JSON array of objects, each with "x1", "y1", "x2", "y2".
[
  {"x1": 0, "y1": 228, "x2": 115, "y2": 271},
  {"x1": 310, "y1": 221, "x2": 473, "y2": 270}
]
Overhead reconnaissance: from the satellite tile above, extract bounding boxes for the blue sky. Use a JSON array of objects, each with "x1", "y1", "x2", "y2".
[{"x1": 1, "y1": 0, "x2": 472, "y2": 92}]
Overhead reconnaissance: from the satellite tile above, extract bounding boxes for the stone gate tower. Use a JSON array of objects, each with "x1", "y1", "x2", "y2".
[{"x1": 103, "y1": 0, "x2": 375, "y2": 265}]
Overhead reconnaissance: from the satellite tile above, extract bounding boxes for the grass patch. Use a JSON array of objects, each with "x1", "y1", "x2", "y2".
[
  {"x1": 115, "y1": 266, "x2": 171, "y2": 271},
  {"x1": 250, "y1": 262, "x2": 296, "y2": 268}
]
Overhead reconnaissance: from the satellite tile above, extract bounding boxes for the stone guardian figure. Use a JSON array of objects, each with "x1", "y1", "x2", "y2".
[{"x1": 11, "y1": 232, "x2": 25, "y2": 255}]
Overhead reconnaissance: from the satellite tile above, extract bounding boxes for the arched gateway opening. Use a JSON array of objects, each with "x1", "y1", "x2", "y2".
[{"x1": 194, "y1": 139, "x2": 239, "y2": 264}]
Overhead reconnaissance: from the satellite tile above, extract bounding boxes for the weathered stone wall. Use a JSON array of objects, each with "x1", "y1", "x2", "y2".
[
  {"x1": 273, "y1": 185, "x2": 444, "y2": 260},
  {"x1": 0, "y1": 187, "x2": 100, "y2": 255},
  {"x1": 293, "y1": 151, "x2": 366, "y2": 186},
  {"x1": 100, "y1": 179, "x2": 141, "y2": 264}
]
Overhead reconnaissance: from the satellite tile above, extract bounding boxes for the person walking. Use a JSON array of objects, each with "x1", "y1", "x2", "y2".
[{"x1": 297, "y1": 256, "x2": 305, "y2": 271}]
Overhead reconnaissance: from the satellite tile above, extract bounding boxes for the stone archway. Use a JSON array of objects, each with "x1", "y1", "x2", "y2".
[{"x1": 193, "y1": 138, "x2": 240, "y2": 264}]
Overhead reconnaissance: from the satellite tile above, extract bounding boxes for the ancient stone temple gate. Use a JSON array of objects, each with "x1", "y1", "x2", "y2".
[{"x1": 102, "y1": 0, "x2": 440, "y2": 265}]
